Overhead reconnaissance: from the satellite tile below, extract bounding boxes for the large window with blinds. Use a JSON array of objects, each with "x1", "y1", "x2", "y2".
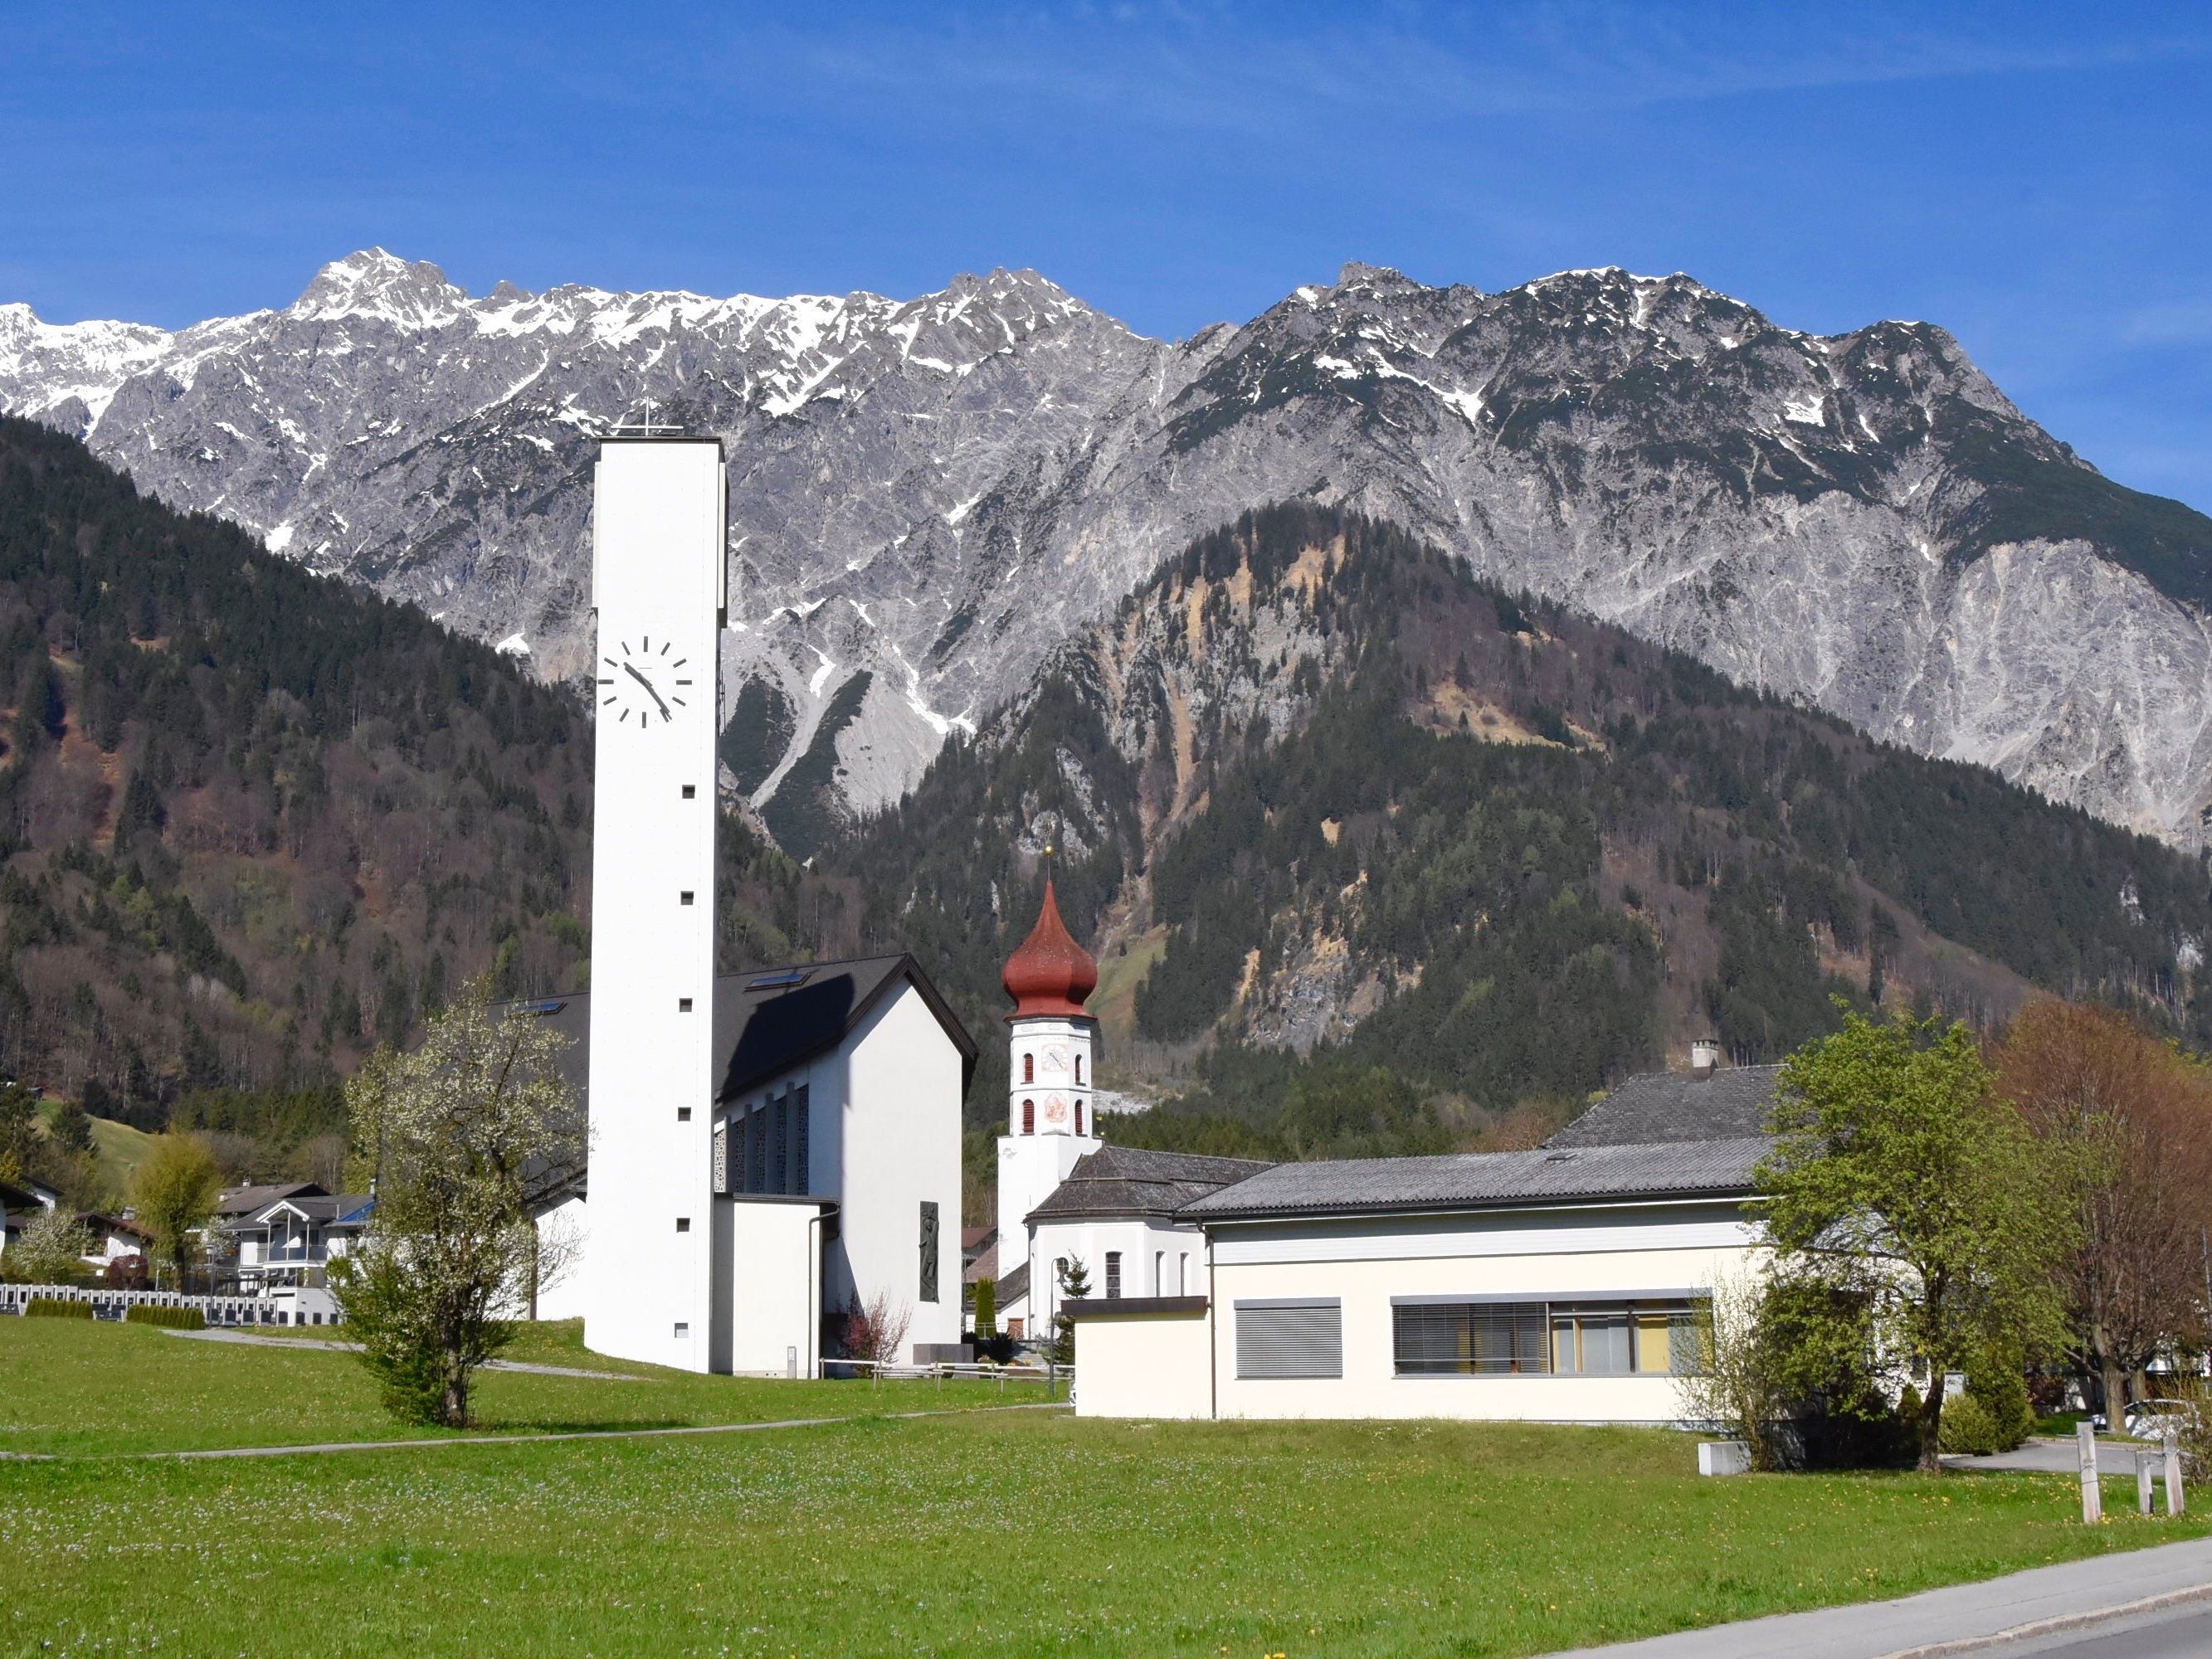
[
  {"x1": 1393, "y1": 1297, "x2": 1703, "y2": 1377},
  {"x1": 1235, "y1": 1299, "x2": 1343, "y2": 1379}
]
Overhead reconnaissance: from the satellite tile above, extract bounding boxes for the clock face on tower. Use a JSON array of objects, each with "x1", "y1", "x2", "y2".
[
  {"x1": 1041, "y1": 1044, "x2": 1070, "y2": 1075},
  {"x1": 597, "y1": 636, "x2": 696, "y2": 727}
]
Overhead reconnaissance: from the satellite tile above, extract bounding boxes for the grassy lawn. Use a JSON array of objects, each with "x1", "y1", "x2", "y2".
[
  {"x1": 0, "y1": 1319, "x2": 1052, "y2": 1457},
  {"x1": 3, "y1": 1326, "x2": 2208, "y2": 1659}
]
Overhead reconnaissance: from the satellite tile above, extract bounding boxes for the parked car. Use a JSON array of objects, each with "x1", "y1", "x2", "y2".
[{"x1": 2123, "y1": 1399, "x2": 2198, "y2": 1441}]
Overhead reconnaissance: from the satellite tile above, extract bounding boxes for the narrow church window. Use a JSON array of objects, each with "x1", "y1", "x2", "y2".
[
  {"x1": 1074, "y1": 1101, "x2": 1084, "y2": 1136},
  {"x1": 919, "y1": 1200, "x2": 940, "y2": 1302},
  {"x1": 1022, "y1": 1053, "x2": 1034, "y2": 1084},
  {"x1": 1104, "y1": 1252, "x2": 1121, "y2": 1298},
  {"x1": 1154, "y1": 1250, "x2": 1164, "y2": 1294},
  {"x1": 1021, "y1": 1098, "x2": 1035, "y2": 1134},
  {"x1": 1075, "y1": 1055, "x2": 1084, "y2": 1085}
]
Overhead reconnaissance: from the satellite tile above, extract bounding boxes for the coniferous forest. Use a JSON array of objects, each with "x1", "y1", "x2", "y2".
[
  {"x1": 0, "y1": 417, "x2": 812, "y2": 1188},
  {"x1": 9, "y1": 426, "x2": 2212, "y2": 1195},
  {"x1": 826, "y1": 504, "x2": 2212, "y2": 1164}
]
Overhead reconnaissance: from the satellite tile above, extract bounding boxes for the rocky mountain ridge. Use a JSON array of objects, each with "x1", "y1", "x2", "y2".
[
  {"x1": 7, "y1": 251, "x2": 2212, "y2": 850},
  {"x1": 831, "y1": 506, "x2": 2212, "y2": 1139}
]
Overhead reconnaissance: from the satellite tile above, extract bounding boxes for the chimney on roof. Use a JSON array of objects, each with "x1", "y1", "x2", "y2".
[{"x1": 1689, "y1": 1039, "x2": 1722, "y2": 1079}]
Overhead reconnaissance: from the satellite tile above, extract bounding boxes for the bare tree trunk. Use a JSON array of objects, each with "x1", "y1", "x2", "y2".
[
  {"x1": 2101, "y1": 1350, "x2": 2130, "y2": 1430},
  {"x1": 1920, "y1": 1389, "x2": 1946, "y2": 1475}
]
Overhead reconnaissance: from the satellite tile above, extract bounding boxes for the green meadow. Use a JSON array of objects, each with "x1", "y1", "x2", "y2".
[{"x1": 2, "y1": 1320, "x2": 2204, "y2": 1657}]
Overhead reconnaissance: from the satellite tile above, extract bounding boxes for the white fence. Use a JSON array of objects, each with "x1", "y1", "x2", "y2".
[{"x1": 0, "y1": 1283, "x2": 332, "y2": 1326}]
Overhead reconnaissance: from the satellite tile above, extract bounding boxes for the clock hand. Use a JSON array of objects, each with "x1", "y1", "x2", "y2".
[{"x1": 623, "y1": 661, "x2": 672, "y2": 718}]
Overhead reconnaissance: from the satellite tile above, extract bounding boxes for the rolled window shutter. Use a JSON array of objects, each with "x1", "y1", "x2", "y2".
[{"x1": 1235, "y1": 1299, "x2": 1342, "y2": 1379}]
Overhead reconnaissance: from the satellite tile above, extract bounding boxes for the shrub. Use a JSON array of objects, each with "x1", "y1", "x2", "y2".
[
  {"x1": 1938, "y1": 1391, "x2": 2002, "y2": 1456},
  {"x1": 23, "y1": 1297, "x2": 93, "y2": 1320},
  {"x1": 124, "y1": 1303, "x2": 207, "y2": 1330},
  {"x1": 1965, "y1": 1352, "x2": 2034, "y2": 1452}
]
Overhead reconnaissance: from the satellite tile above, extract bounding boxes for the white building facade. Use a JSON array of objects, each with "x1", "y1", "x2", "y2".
[
  {"x1": 582, "y1": 435, "x2": 726, "y2": 1372},
  {"x1": 1071, "y1": 1141, "x2": 1767, "y2": 1423},
  {"x1": 537, "y1": 954, "x2": 974, "y2": 1371}
]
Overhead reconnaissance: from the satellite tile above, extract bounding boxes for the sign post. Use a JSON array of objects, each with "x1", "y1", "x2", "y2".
[{"x1": 2078, "y1": 1420, "x2": 2102, "y2": 1524}]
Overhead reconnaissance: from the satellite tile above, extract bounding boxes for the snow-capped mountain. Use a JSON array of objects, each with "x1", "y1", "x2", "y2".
[{"x1": 7, "y1": 250, "x2": 2210, "y2": 854}]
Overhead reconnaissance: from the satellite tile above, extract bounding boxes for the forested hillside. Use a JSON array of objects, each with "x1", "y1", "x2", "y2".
[
  {"x1": 830, "y1": 504, "x2": 2212, "y2": 1160},
  {"x1": 0, "y1": 419, "x2": 806, "y2": 1180}
]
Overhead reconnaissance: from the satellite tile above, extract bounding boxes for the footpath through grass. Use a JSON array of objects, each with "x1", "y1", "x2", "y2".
[
  {"x1": 3, "y1": 1321, "x2": 2207, "y2": 1657},
  {"x1": 0, "y1": 1318, "x2": 1050, "y2": 1457}
]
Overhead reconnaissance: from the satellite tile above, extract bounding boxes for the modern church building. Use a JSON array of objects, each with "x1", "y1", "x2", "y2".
[{"x1": 567, "y1": 435, "x2": 969, "y2": 1374}]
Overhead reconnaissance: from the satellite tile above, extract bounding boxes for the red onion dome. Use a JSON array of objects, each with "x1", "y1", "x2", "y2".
[{"x1": 1002, "y1": 878, "x2": 1098, "y2": 1019}]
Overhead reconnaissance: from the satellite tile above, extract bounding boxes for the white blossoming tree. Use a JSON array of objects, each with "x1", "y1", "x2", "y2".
[{"x1": 332, "y1": 975, "x2": 583, "y2": 1427}]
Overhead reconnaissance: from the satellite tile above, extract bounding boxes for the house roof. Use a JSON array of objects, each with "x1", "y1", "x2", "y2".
[
  {"x1": 78, "y1": 1211, "x2": 153, "y2": 1240},
  {"x1": 996, "y1": 1262, "x2": 1030, "y2": 1307},
  {"x1": 963, "y1": 1238, "x2": 1000, "y2": 1285},
  {"x1": 1177, "y1": 1137, "x2": 1771, "y2": 1222},
  {"x1": 1546, "y1": 1065, "x2": 1781, "y2": 1149},
  {"x1": 215, "y1": 1182, "x2": 326, "y2": 1219},
  {"x1": 1027, "y1": 1144, "x2": 1274, "y2": 1224},
  {"x1": 524, "y1": 954, "x2": 979, "y2": 1108},
  {"x1": 0, "y1": 1177, "x2": 48, "y2": 1211},
  {"x1": 251, "y1": 1194, "x2": 373, "y2": 1227}
]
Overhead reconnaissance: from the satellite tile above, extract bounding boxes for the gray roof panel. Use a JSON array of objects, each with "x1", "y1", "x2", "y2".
[
  {"x1": 1546, "y1": 1065, "x2": 1781, "y2": 1148},
  {"x1": 1177, "y1": 1136, "x2": 1770, "y2": 1221}
]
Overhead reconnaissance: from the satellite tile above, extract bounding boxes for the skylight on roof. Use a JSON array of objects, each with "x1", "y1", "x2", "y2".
[
  {"x1": 517, "y1": 999, "x2": 568, "y2": 1016},
  {"x1": 747, "y1": 969, "x2": 811, "y2": 990}
]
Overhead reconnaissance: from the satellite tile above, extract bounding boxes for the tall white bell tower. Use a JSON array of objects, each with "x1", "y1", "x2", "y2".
[
  {"x1": 995, "y1": 879, "x2": 1102, "y2": 1288},
  {"x1": 582, "y1": 434, "x2": 725, "y2": 1372}
]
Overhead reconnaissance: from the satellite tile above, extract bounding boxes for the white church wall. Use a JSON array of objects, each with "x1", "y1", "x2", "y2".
[
  {"x1": 718, "y1": 1197, "x2": 829, "y2": 1376},
  {"x1": 839, "y1": 980, "x2": 964, "y2": 1358},
  {"x1": 1029, "y1": 1216, "x2": 1196, "y2": 1332}
]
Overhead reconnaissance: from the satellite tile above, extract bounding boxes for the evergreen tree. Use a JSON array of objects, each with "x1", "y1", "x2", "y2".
[{"x1": 1052, "y1": 1256, "x2": 1092, "y2": 1365}]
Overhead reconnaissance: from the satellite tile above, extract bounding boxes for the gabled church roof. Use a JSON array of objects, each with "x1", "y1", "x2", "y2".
[
  {"x1": 524, "y1": 954, "x2": 979, "y2": 1109},
  {"x1": 1026, "y1": 1144, "x2": 1274, "y2": 1224}
]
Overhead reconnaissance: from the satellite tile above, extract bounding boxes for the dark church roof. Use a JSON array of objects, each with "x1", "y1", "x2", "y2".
[
  {"x1": 1545, "y1": 1064, "x2": 1781, "y2": 1149},
  {"x1": 1027, "y1": 1144, "x2": 1274, "y2": 1224},
  {"x1": 523, "y1": 955, "x2": 978, "y2": 1111}
]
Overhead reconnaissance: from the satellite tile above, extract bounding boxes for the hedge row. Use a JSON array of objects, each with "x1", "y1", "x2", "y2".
[
  {"x1": 124, "y1": 1304, "x2": 207, "y2": 1331},
  {"x1": 23, "y1": 1298, "x2": 93, "y2": 1320}
]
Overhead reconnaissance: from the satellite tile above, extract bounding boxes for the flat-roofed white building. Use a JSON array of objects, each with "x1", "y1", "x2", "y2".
[{"x1": 1070, "y1": 1059, "x2": 1776, "y2": 1423}]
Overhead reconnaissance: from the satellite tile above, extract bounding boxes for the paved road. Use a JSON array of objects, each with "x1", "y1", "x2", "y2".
[
  {"x1": 1946, "y1": 1438, "x2": 2158, "y2": 1476},
  {"x1": 1552, "y1": 1537, "x2": 2212, "y2": 1658},
  {"x1": 1998, "y1": 1600, "x2": 2212, "y2": 1656}
]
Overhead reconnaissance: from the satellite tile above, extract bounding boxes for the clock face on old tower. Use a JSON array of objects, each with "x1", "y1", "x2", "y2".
[{"x1": 597, "y1": 636, "x2": 697, "y2": 727}]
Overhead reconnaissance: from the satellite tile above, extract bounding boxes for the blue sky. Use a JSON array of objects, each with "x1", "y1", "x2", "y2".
[{"x1": 5, "y1": 2, "x2": 2210, "y2": 504}]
